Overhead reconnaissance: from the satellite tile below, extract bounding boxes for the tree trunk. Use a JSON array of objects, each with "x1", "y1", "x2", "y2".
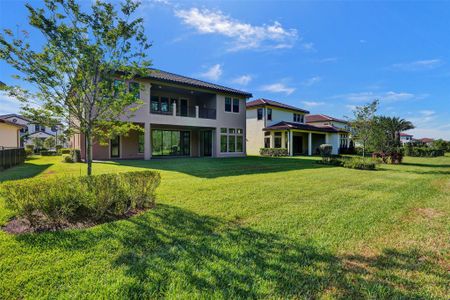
[{"x1": 86, "y1": 131, "x2": 93, "y2": 176}]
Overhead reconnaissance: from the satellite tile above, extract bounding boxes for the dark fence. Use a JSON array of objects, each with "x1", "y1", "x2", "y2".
[{"x1": 0, "y1": 147, "x2": 26, "y2": 171}]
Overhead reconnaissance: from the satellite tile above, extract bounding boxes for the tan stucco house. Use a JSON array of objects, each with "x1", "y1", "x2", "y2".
[
  {"x1": 246, "y1": 99, "x2": 349, "y2": 156},
  {"x1": 0, "y1": 119, "x2": 25, "y2": 148},
  {"x1": 71, "y1": 69, "x2": 252, "y2": 160}
]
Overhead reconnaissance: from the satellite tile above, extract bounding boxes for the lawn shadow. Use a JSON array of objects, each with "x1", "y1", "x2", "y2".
[
  {"x1": 401, "y1": 162, "x2": 450, "y2": 169},
  {"x1": 0, "y1": 161, "x2": 53, "y2": 182},
  {"x1": 15, "y1": 204, "x2": 448, "y2": 298},
  {"x1": 96, "y1": 156, "x2": 334, "y2": 179}
]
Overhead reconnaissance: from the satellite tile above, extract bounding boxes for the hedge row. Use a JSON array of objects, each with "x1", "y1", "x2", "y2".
[
  {"x1": 1, "y1": 171, "x2": 160, "y2": 228},
  {"x1": 404, "y1": 147, "x2": 445, "y2": 157},
  {"x1": 260, "y1": 148, "x2": 289, "y2": 157},
  {"x1": 318, "y1": 156, "x2": 376, "y2": 170}
]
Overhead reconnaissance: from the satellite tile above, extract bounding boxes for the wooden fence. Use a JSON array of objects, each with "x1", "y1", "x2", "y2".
[{"x1": 0, "y1": 147, "x2": 26, "y2": 170}]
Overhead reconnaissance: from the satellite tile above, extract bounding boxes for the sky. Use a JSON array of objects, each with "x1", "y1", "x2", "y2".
[{"x1": 1, "y1": 0, "x2": 449, "y2": 139}]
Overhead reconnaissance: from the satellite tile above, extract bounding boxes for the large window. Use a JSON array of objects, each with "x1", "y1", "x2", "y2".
[
  {"x1": 264, "y1": 132, "x2": 270, "y2": 148},
  {"x1": 293, "y1": 113, "x2": 304, "y2": 123},
  {"x1": 225, "y1": 97, "x2": 232, "y2": 112},
  {"x1": 152, "y1": 130, "x2": 190, "y2": 156},
  {"x1": 129, "y1": 82, "x2": 140, "y2": 98},
  {"x1": 220, "y1": 128, "x2": 244, "y2": 153},
  {"x1": 267, "y1": 108, "x2": 272, "y2": 121},
  {"x1": 151, "y1": 96, "x2": 171, "y2": 114},
  {"x1": 257, "y1": 108, "x2": 263, "y2": 120},
  {"x1": 232, "y1": 98, "x2": 239, "y2": 113},
  {"x1": 340, "y1": 134, "x2": 349, "y2": 148},
  {"x1": 138, "y1": 132, "x2": 145, "y2": 153},
  {"x1": 274, "y1": 132, "x2": 282, "y2": 148}
]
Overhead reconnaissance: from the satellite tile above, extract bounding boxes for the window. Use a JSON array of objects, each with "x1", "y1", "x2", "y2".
[
  {"x1": 41, "y1": 126, "x2": 45, "y2": 132},
  {"x1": 138, "y1": 132, "x2": 145, "y2": 153},
  {"x1": 51, "y1": 126, "x2": 57, "y2": 132},
  {"x1": 113, "y1": 79, "x2": 125, "y2": 97},
  {"x1": 152, "y1": 130, "x2": 190, "y2": 156},
  {"x1": 160, "y1": 97, "x2": 169, "y2": 112},
  {"x1": 274, "y1": 132, "x2": 282, "y2": 148},
  {"x1": 110, "y1": 136, "x2": 120, "y2": 158},
  {"x1": 267, "y1": 108, "x2": 272, "y2": 121},
  {"x1": 151, "y1": 96, "x2": 160, "y2": 112},
  {"x1": 35, "y1": 124, "x2": 40, "y2": 131},
  {"x1": 293, "y1": 113, "x2": 304, "y2": 123},
  {"x1": 257, "y1": 108, "x2": 263, "y2": 120},
  {"x1": 129, "y1": 82, "x2": 140, "y2": 98},
  {"x1": 232, "y1": 98, "x2": 239, "y2": 113},
  {"x1": 225, "y1": 97, "x2": 232, "y2": 112},
  {"x1": 220, "y1": 128, "x2": 244, "y2": 153},
  {"x1": 340, "y1": 134, "x2": 348, "y2": 148}
]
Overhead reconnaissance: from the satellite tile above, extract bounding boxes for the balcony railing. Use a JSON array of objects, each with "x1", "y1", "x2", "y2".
[{"x1": 151, "y1": 104, "x2": 216, "y2": 120}]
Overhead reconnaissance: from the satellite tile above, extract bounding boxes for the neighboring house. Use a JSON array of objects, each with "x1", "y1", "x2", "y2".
[
  {"x1": 305, "y1": 114, "x2": 351, "y2": 151},
  {"x1": 0, "y1": 119, "x2": 25, "y2": 148},
  {"x1": 246, "y1": 99, "x2": 348, "y2": 155},
  {"x1": 0, "y1": 114, "x2": 64, "y2": 148},
  {"x1": 418, "y1": 138, "x2": 434, "y2": 146},
  {"x1": 400, "y1": 132, "x2": 414, "y2": 144},
  {"x1": 71, "y1": 69, "x2": 252, "y2": 160}
]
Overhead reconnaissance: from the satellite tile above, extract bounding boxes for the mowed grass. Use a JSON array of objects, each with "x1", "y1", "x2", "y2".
[{"x1": 0, "y1": 155, "x2": 449, "y2": 299}]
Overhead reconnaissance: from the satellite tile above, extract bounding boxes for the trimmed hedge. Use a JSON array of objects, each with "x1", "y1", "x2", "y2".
[
  {"x1": 62, "y1": 154, "x2": 74, "y2": 163},
  {"x1": 319, "y1": 144, "x2": 333, "y2": 157},
  {"x1": 404, "y1": 146, "x2": 444, "y2": 157},
  {"x1": 342, "y1": 157, "x2": 376, "y2": 170},
  {"x1": 260, "y1": 148, "x2": 289, "y2": 157},
  {"x1": 1, "y1": 171, "x2": 161, "y2": 228},
  {"x1": 40, "y1": 150, "x2": 58, "y2": 156}
]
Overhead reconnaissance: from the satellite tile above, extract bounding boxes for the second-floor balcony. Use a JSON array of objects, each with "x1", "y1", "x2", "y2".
[{"x1": 150, "y1": 84, "x2": 216, "y2": 120}]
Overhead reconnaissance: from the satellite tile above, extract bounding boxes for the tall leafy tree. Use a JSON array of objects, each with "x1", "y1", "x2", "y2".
[
  {"x1": 383, "y1": 116, "x2": 414, "y2": 146},
  {"x1": 349, "y1": 100, "x2": 379, "y2": 158},
  {"x1": 0, "y1": 0, "x2": 151, "y2": 175}
]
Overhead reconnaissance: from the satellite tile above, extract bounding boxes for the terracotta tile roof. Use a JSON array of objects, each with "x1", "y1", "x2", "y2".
[
  {"x1": 400, "y1": 133, "x2": 413, "y2": 137},
  {"x1": 143, "y1": 69, "x2": 252, "y2": 98},
  {"x1": 246, "y1": 98, "x2": 309, "y2": 114},
  {"x1": 305, "y1": 114, "x2": 347, "y2": 124},
  {"x1": 263, "y1": 121, "x2": 348, "y2": 133},
  {"x1": 419, "y1": 138, "x2": 434, "y2": 143}
]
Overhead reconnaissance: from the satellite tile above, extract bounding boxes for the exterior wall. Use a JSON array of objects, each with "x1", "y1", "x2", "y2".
[
  {"x1": 92, "y1": 140, "x2": 109, "y2": 160},
  {"x1": 246, "y1": 108, "x2": 265, "y2": 155},
  {"x1": 327, "y1": 133, "x2": 340, "y2": 155},
  {"x1": 311, "y1": 133, "x2": 326, "y2": 155},
  {"x1": 266, "y1": 107, "x2": 306, "y2": 126},
  {"x1": 121, "y1": 129, "x2": 145, "y2": 159},
  {"x1": 0, "y1": 123, "x2": 20, "y2": 148},
  {"x1": 307, "y1": 120, "x2": 348, "y2": 130}
]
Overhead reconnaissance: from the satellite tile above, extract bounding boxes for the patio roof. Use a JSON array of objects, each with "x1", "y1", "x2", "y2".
[{"x1": 263, "y1": 121, "x2": 348, "y2": 133}]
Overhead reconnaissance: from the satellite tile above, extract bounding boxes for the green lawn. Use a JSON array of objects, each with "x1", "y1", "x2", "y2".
[{"x1": 0, "y1": 155, "x2": 449, "y2": 299}]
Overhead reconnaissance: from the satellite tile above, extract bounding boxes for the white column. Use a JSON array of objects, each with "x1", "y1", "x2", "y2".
[
  {"x1": 270, "y1": 131, "x2": 274, "y2": 148},
  {"x1": 308, "y1": 132, "x2": 312, "y2": 156},
  {"x1": 172, "y1": 102, "x2": 177, "y2": 117},
  {"x1": 195, "y1": 105, "x2": 199, "y2": 118},
  {"x1": 281, "y1": 131, "x2": 286, "y2": 149},
  {"x1": 148, "y1": 84, "x2": 152, "y2": 114},
  {"x1": 288, "y1": 131, "x2": 293, "y2": 156},
  {"x1": 144, "y1": 122, "x2": 151, "y2": 160}
]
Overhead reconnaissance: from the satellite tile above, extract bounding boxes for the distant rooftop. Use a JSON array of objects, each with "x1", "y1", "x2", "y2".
[
  {"x1": 246, "y1": 98, "x2": 309, "y2": 114},
  {"x1": 264, "y1": 121, "x2": 348, "y2": 133}
]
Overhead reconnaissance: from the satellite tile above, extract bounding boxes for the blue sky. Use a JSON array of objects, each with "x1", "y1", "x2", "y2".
[{"x1": 1, "y1": 0, "x2": 449, "y2": 139}]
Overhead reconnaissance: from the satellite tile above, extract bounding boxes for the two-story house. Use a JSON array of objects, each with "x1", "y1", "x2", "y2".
[
  {"x1": 0, "y1": 114, "x2": 64, "y2": 148},
  {"x1": 71, "y1": 69, "x2": 252, "y2": 160},
  {"x1": 305, "y1": 114, "x2": 351, "y2": 151},
  {"x1": 246, "y1": 99, "x2": 348, "y2": 155},
  {"x1": 399, "y1": 133, "x2": 413, "y2": 144}
]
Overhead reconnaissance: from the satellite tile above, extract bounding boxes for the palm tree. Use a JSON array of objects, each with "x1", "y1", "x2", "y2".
[{"x1": 382, "y1": 116, "x2": 415, "y2": 146}]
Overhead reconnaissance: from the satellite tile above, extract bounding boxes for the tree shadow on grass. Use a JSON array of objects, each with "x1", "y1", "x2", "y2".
[
  {"x1": 0, "y1": 162, "x2": 53, "y2": 182},
  {"x1": 14, "y1": 205, "x2": 448, "y2": 298},
  {"x1": 96, "y1": 156, "x2": 334, "y2": 179}
]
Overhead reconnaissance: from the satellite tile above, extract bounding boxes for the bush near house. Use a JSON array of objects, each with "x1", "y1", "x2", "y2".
[
  {"x1": 40, "y1": 150, "x2": 58, "y2": 156},
  {"x1": 260, "y1": 148, "x2": 289, "y2": 157},
  {"x1": 59, "y1": 148, "x2": 72, "y2": 155},
  {"x1": 62, "y1": 154, "x2": 74, "y2": 163},
  {"x1": 1, "y1": 171, "x2": 160, "y2": 230},
  {"x1": 71, "y1": 149, "x2": 82, "y2": 162},
  {"x1": 342, "y1": 157, "x2": 377, "y2": 170}
]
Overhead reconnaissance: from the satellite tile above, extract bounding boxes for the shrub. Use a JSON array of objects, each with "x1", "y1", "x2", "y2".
[
  {"x1": 404, "y1": 146, "x2": 444, "y2": 157},
  {"x1": 317, "y1": 157, "x2": 343, "y2": 166},
  {"x1": 319, "y1": 144, "x2": 333, "y2": 157},
  {"x1": 25, "y1": 144, "x2": 34, "y2": 151},
  {"x1": 260, "y1": 148, "x2": 288, "y2": 157},
  {"x1": 71, "y1": 149, "x2": 81, "y2": 162},
  {"x1": 62, "y1": 154, "x2": 74, "y2": 163},
  {"x1": 60, "y1": 148, "x2": 71, "y2": 154},
  {"x1": 342, "y1": 157, "x2": 376, "y2": 170},
  {"x1": 40, "y1": 150, "x2": 58, "y2": 156},
  {"x1": 55, "y1": 145, "x2": 63, "y2": 152},
  {"x1": 1, "y1": 171, "x2": 161, "y2": 228},
  {"x1": 25, "y1": 149, "x2": 33, "y2": 158}
]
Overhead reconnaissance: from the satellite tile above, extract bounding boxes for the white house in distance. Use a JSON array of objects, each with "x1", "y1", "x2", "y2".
[
  {"x1": 0, "y1": 114, "x2": 64, "y2": 148},
  {"x1": 400, "y1": 132, "x2": 413, "y2": 144},
  {"x1": 246, "y1": 99, "x2": 349, "y2": 156}
]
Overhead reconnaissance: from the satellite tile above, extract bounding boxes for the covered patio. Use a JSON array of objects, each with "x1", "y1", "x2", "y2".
[{"x1": 263, "y1": 121, "x2": 346, "y2": 156}]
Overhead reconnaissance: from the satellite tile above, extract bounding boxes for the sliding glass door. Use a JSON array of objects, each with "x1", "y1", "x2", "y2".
[
  {"x1": 152, "y1": 129, "x2": 190, "y2": 156},
  {"x1": 110, "y1": 136, "x2": 120, "y2": 158}
]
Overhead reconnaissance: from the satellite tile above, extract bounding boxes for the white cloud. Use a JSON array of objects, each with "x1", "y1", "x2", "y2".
[
  {"x1": 301, "y1": 42, "x2": 315, "y2": 52},
  {"x1": 174, "y1": 8, "x2": 298, "y2": 51},
  {"x1": 232, "y1": 75, "x2": 252, "y2": 86},
  {"x1": 260, "y1": 83, "x2": 295, "y2": 95},
  {"x1": 0, "y1": 92, "x2": 21, "y2": 115},
  {"x1": 391, "y1": 59, "x2": 443, "y2": 71},
  {"x1": 302, "y1": 101, "x2": 325, "y2": 107},
  {"x1": 314, "y1": 57, "x2": 338, "y2": 63},
  {"x1": 409, "y1": 128, "x2": 450, "y2": 140},
  {"x1": 199, "y1": 64, "x2": 223, "y2": 81},
  {"x1": 302, "y1": 76, "x2": 322, "y2": 87}
]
